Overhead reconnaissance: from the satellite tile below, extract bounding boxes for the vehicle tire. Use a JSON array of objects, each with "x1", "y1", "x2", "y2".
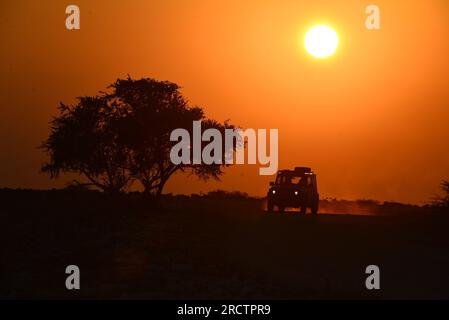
[
  {"x1": 311, "y1": 198, "x2": 319, "y2": 215},
  {"x1": 267, "y1": 199, "x2": 274, "y2": 212},
  {"x1": 278, "y1": 206, "x2": 285, "y2": 213}
]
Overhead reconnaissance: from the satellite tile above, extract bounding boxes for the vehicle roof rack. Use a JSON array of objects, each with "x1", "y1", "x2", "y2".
[{"x1": 294, "y1": 167, "x2": 312, "y2": 174}]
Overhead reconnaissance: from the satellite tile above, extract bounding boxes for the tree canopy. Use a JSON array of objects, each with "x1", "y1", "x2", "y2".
[
  {"x1": 41, "y1": 77, "x2": 236, "y2": 197},
  {"x1": 432, "y1": 180, "x2": 449, "y2": 209}
]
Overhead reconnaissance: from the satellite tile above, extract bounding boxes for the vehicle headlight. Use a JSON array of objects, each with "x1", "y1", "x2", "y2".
[
  {"x1": 272, "y1": 190, "x2": 276, "y2": 194},
  {"x1": 294, "y1": 191, "x2": 298, "y2": 195}
]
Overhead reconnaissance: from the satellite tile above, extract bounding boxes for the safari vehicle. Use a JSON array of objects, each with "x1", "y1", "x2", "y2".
[{"x1": 267, "y1": 167, "x2": 319, "y2": 214}]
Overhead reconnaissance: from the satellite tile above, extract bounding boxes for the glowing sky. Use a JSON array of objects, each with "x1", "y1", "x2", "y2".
[{"x1": 1, "y1": 0, "x2": 449, "y2": 203}]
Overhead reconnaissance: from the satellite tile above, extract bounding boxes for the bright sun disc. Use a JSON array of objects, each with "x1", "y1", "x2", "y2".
[{"x1": 305, "y1": 25, "x2": 339, "y2": 59}]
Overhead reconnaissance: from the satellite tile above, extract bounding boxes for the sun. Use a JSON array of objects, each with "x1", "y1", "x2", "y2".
[{"x1": 304, "y1": 25, "x2": 339, "y2": 59}]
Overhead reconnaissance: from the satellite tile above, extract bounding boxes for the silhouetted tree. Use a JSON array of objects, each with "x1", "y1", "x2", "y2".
[
  {"x1": 432, "y1": 180, "x2": 449, "y2": 208},
  {"x1": 42, "y1": 77, "x2": 236, "y2": 197},
  {"x1": 107, "y1": 77, "x2": 236, "y2": 197},
  {"x1": 41, "y1": 96, "x2": 133, "y2": 193}
]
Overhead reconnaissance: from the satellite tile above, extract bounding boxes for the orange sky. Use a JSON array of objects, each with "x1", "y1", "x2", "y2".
[{"x1": 1, "y1": 0, "x2": 449, "y2": 203}]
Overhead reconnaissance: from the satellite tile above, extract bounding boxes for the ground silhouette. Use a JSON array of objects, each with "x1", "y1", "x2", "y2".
[{"x1": 2, "y1": 189, "x2": 449, "y2": 299}]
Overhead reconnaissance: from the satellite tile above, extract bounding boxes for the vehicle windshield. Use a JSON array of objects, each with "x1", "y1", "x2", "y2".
[{"x1": 276, "y1": 175, "x2": 305, "y2": 186}]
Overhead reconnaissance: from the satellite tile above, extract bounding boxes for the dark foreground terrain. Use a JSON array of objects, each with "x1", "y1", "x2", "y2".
[{"x1": 1, "y1": 189, "x2": 449, "y2": 299}]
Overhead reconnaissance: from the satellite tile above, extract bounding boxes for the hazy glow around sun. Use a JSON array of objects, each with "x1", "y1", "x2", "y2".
[{"x1": 304, "y1": 25, "x2": 339, "y2": 59}]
